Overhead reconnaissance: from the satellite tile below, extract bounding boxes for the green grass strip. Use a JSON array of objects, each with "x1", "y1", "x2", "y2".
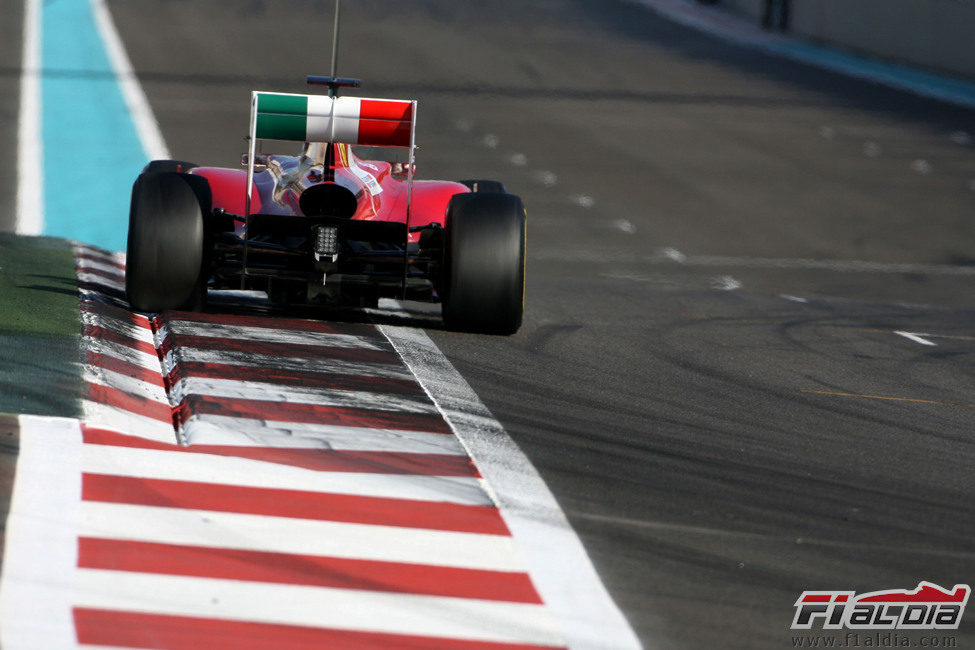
[{"x1": 0, "y1": 234, "x2": 82, "y2": 416}]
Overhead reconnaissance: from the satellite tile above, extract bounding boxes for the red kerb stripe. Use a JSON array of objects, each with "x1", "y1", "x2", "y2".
[
  {"x1": 84, "y1": 324, "x2": 157, "y2": 357},
  {"x1": 75, "y1": 251, "x2": 125, "y2": 270},
  {"x1": 77, "y1": 538, "x2": 536, "y2": 601},
  {"x1": 82, "y1": 474, "x2": 498, "y2": 532},
  {"x1": 83, "y1": 427, "x2": 462, "y2": 473},
  {"x1": 74, "y1": 609, "x2": 564, "y2": 650},
  {"x1": 81, "y1": 298, "x2": 153, "y2": 330},
  {"x1": 87, "y1": 351, "x2": 164, "y2": 388},
  {"x1": 78, "y1": 265, "x2": 124, "y2": 283},
  {"x1": 85, "y1": 384, "x2": 173, "y2": 424}
]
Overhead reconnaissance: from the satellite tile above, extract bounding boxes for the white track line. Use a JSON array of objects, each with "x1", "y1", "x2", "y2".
[
  {"x1": 0, "y1": 417, "x2": 82, "y2": 649},
  {"x1": 16, "y1": 0, "x2": 42, "y2": 235},
  {"x1": 382, "y1": 325, "x2": 643, "y2": 650},
  {"x1": 894, "y1": 331, "x2": 938, "y2": 346},
  {"x1": 90, "y1": 0, "x2": 169, "y2": 161}
]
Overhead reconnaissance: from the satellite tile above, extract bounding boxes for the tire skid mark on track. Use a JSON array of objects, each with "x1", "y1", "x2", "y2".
[{"x1": 56, "y1": 243, "x2": 570, "y2": 648}]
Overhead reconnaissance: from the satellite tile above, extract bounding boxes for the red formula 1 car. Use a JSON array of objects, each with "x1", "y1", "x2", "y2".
[{"x1": 125, "y1": 76, "x2": 526, "y2": 334}]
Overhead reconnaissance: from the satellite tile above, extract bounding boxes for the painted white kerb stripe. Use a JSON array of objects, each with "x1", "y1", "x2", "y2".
[
  {"x1": 90, "y1": 0, "x2": 169, "y2": 161},
  {"x1": 16, "y1": 0, "x2": 42, "y2": 235},
  {"x1": 82, "y1": 443, "x2": 491, "y2": 505},
  {"x1": 380, "y1": 325, "x2": 644, "y2": 650},
  {"x1": 181, "y1": 414, "x2": 468, "y2": 455},
  {"x1": 80, "y1": 502, "x2": 523, "y2": 572},
  {"x1": 171, "y1": 346, "x2": 414, "y2": 381},
  {"x1": 0, "y1": 416, "x2": 83, "y2": 650},
  {"x1": 164, "y1": 321, "x2": 387, "y2": 350},
  {"x1": 76, "y1": 569, "x2": 563, "y2": 646},
  {"x1": 170, "y1": 377, "x2": 438, "y2": 414}
]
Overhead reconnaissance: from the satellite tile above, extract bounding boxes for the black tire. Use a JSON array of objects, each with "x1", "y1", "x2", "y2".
[
  {"x1": 142, "y1": 159, "x2": 198, "y2": 174},
  {"x1": 458, "y1": 179, "x2": 507, "y2": 194},
  {"x1": 125, "y1": 172, "x2": 208, "y2": 312},
  {"x1": 442, "y1": 192, "x2": 526, "y2": 335}
]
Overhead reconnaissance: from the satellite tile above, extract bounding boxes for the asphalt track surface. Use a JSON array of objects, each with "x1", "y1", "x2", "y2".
[{"x1": 7, "y1": 0, "x2": 975, "y2": 647}]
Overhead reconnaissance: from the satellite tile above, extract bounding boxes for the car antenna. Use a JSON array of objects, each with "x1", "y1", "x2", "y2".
[
  {"x1": 330, "y1": 0, "x2": 341, "y2": 86},
  {"x1": 306, "y1": 0, "x2": 361, "y2": 98}
]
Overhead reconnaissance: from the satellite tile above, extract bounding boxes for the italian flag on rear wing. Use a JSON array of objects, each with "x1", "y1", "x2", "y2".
[{"x1": 253, "y1": 93, "x2": 415, "y2": 147}]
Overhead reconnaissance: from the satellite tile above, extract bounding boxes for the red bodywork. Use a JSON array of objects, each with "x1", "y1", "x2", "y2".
[{"x1": 191, "y1": 144, "x2": 469, "y2": 241}]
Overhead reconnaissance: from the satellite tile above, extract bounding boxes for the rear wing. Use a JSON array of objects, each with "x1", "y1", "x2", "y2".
[{"x1": 245, "y1": 91, "x2": 418, "y2": 218}]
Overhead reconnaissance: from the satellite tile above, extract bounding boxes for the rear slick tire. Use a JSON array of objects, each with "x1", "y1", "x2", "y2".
[
  {"x1": 125, "y1": 172, "x2": 206, "y2": 313},
  {"x1": 442, "y1": 192, "x2": 526, "y2": 335}
]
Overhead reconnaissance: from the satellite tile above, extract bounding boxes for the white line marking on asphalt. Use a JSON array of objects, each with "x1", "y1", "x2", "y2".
[
  {"x1": 90, "y1": 0, "x2": 169, "y2": 160},
  {"x1": 780, "y1": 294, "x2": 809, "y2": 303},
  {"x1": 895, "y1": 331, "x2": 938, "y2": 346},
  {"x1": 16, "y1": 0, "x2": 42, "y2": 236},
  {"x1": 613, "y1": 218, "x2": 637, "y2": 234},
  {"x1": 0, "y1": 417, "x2": 82, "y2": 649},
  {"x1": 660, "y1": 247, "x2": 687, "y2": 263},
  {"x1": 819, "y1": 125, "x2": 836, "y2": 139},
  {"x1": 862, "y1": 141, "x2": 883, "y2": 158},
  {"x1": 79, "y1": 502, "x2": 521, "y2": 570},
  {"x1": 381, "y1": 325, "x2": 643, "y2": 650},
  {"x1": 916, "y1": 333, "x2": 975, "y2": 342},
  {"x1": 949, "y1": 131, "x2": 972, "y2": 146},
  {"x1": 710, "y1": 275, "x2": 742, "y2": 291},
  {"x1": 532, "y1": 170, "x2": 559, "y2": 187},
  {"x1": 910, "y1": 159, "x2": 933, "y2": 174},
  {"x1": 569, "y1": 193, "x2": 595, "y2": 208}
]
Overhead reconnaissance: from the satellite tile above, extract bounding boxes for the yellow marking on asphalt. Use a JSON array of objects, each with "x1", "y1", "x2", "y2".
[{"x1": 802, "y1": 390, "x2": 975, "y2": 408}]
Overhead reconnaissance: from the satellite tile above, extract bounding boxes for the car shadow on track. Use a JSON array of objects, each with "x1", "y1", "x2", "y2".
[{"x1": 200, "y1": 291, "x2": 446, "y2": 332}]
